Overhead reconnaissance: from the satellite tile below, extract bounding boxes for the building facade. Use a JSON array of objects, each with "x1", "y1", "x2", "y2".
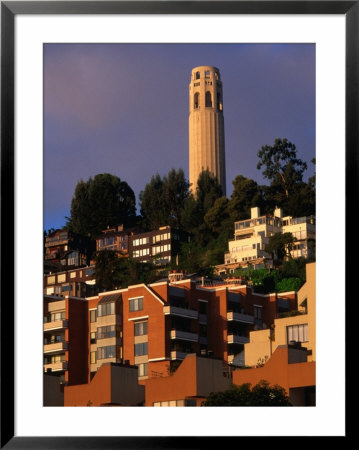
[
  {"x1": 189, "y1": 66, "x2": 226, "y2": 195},
  {"x1": 44, "y1": 265, "x2": 96, "y2": 298},
  {"x1": 44, "y1": 274, "x2": 297, "y2": 392},
  {"x1": 223, "y1": 206, "x2": 315, "y2": 267},
  {"x1": 128, "y1": 226, "x2": 190, "y2": 266}
]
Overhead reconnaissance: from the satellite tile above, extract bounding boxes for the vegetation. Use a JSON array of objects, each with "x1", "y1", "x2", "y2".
[
  {"x1": 139, "y1": 168, "x2": 189, "y2": 231},
  {"x1": 94, "y1": 250, "x2": 160, "y2": 292},
  {"x1": 202, "y1": 380, "x2": 292, "y2": 406},
  {"x1": 233, "y1": 258, "x2": 307, "y2": 294},
  {"x1": 66, "y1": 173, "x2": 137, "y2": 239},
  {"x1": 51, "y1": 137, "x2": 315, "y2": 289}
]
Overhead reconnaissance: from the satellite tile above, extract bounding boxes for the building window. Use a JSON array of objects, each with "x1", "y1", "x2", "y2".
[
  {"x1": 90, "y1": 332, "x2": 96, "y2": 344},
  {"x1": 134, "y1": 342, "x2": 148, "y2": 356},
  {"x1": 133, "y1": 237, "x2": 149, "y2": 246},
  {"x1": 133, "y1": 248, "x2": 150, "y2": 258},
  {"x1": 287, "y1": 324, "x2": 308, "y2": 343},
  {"x1": 97, "y1": 345, "x2": 116, "y2": 360},
  {"x1": 85, "y1": 268, "x2": 95, "y2": 276},
  {"x1": 50, "y1": 311, "x2": 66, "y2": 322},
  {"x1": 134, "y1": 321, "x2": 148, "y2": 336},
  {"x1": 98, "y1": 302, "x2": 115, "y2": 317},
  {"x1": 205, "y1": 91, "x2": 212, "y2": 107},
  {"x1": 195, "y1": 71, "x2": 200, "y2": 80},
  {"x1": 90, "y1": 310, "x2": 97, "y2": 323},
  {"x1": 205, "y1": 70, "x2": 210, "y2": 78},
  {"x1": 97, "y1": 325, "x2": 116, "y2": 340},
  {"x1": 152, "y1": 244, "x2": 171, "y2": 255},
  {"x1": 129, "y1": 297, "x2": 143, "y2": 312},
  {"x1": 90, "y1": 351, "x2": 97, "y2": 364},
  {"x1": 138, "y1": 363, "x2": 148, "y2": 377}
]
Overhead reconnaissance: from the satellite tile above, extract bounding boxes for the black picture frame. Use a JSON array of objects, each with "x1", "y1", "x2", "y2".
[{"x1": 1, "y1": 1, "x2": 353, "y2": 447}]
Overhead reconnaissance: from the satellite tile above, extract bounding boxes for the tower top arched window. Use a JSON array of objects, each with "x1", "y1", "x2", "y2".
[
  {"x1": 195, "y1": 71, "x2": 200, "y2": 80},
  {"x1": 205, "y1": 91, "x2": 212, "y2": 108},
  {"x1": 194, "y1": 92, "x2": 200, "y2": 109}
]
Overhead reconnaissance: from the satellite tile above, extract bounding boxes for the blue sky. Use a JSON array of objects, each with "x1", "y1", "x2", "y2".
[{"x1": 44, "y1": 43, "x2": 315, "y2": 231}]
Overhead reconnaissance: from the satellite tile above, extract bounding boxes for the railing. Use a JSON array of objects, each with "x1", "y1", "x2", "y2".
[
  {"x1": 170, "y1": 330, "x2": 198, "y2": 342},
  {"x1": 43, "y1": 341, "x2": 68, "y2": 353},
  {"x1": 163, "y1": 305, "x2": 198, "y2": 319},
  {"x1": 170, "y1": 350, "x2": 188, "y2": 360},
  {"x1": 227, "y1": 311, "x2": 254, "y2": 324},
  {"x1": 43, "y1": 320, "x2": 68, "y2": 331},
  {"x1": 227, "y1": 334, "x2": 250, "y2": 345},
  {"x1": 44, "y1": 361, "x2": 68, "y2": 372}
]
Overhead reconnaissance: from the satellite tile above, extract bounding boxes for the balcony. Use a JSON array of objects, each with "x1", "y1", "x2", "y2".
[
  {"x1": 170, "y1": 350, "x2": 189, "y2": 360},
  {"x1": 44, "y1": 361, "x2": 68, "y2": 372},
  {"x1": 44, "y1": 320, "x2": 68, "y2": 331},
  {"x1": 170, "y1": 330, "x2": 198, "y2": 342},
  {"x1": 43, "y1": 341, "x2": 68, "y2": 354},
  {"x1": 163, "y1": 305, "x2": 198, "y2": 320},
  {"x1": 227, "y1": 311, "x2": 254, "y2": 324},
  {"x1": 227, "y1": 334, "x2": 249, "y2": 345}
]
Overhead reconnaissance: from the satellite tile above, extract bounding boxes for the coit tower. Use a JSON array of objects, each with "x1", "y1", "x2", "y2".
[{"x1": 189, "y1": 66, "x2": 226, "y2": 196}]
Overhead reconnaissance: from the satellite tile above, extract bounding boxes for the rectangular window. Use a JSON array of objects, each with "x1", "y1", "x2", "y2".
[
  {"x1": 90, "y1": 331, "x2": 96, "y2": 344},
  {"x1": 133, "y1": 237, "x2": 149, "y2": 246},
  {"x1": 47, "y1": 276, "x2": 55, "y2": 285},
  {"x1": 129, "y1": 297, "x2": 143, "y2": 312},
  {"x1": 85, "y1": 268, "x2": 95, "y2": 276},
  {"x1": 90, "y1": 309, "x2": 97, "y2": 323},
  {"x1": 138, "y1": 363, "x2": 148, "y2": 377},
  {"x1": 97, "y1": 325, "x2": 116, "y2": 340},
  {"x1": 134, "y1": 321, "x2": 148, "y2": 336},
  {"x1": 134, "y1": 342, "x2": 148, "y2": 356},
  {"x1": 50, "y1": 311, "x2": 66, "y2": 322},
  {"x1": 287, "y1": 324, "x2": 308, "y2": 343},
  {"x1": 97, "y1": 345, "x2": 116, "y2": 360},
  {"x1": 90, "y1": 351, "x2": 97, "y2": 364},
  {"x1": 98, "y1": 302, "x2": 115, "y2": 317},
  {"x1": 254, "y1": 306, "x2": 262, "y2": 320}
]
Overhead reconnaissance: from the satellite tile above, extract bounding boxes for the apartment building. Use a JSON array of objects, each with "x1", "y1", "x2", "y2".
[
  {"x1": 243, "y1": 262, "x2": 315, "y2": 366},
  {"x1": 44, "y1": 274, "x2": 297, "y2": 390},
  {"x1": 44, "y1": 265, "x2": 96, "y2": 298},
  {"x1": 128, "y1": 225, "x2": 190, "y2": 266},
  {"x1": 95, "y1": 224, "x2": 139, "y2": 255},
  {"x1": 43, "y1": 295, "x2": 88, "y2": 386},
  {"x1": 222, "y1": 206, "x2": 315, "y2": 269},
  {"x1": 44, "y1": 228, "x2": 95, "y2": 272}
]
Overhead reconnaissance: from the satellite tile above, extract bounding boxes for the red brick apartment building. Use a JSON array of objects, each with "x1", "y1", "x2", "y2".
[{"x1": 44, "y1": 273, "x2": 297, "y2": 392}]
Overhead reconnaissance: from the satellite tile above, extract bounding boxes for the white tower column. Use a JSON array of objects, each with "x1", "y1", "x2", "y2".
[{"x1": 189, "y1": 66, "x2": 226, "y2": 195}]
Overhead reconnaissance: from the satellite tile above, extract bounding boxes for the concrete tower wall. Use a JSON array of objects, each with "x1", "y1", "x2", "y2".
[{"x1": 189, "y1": 66, "x2": 226, "y2": 195}]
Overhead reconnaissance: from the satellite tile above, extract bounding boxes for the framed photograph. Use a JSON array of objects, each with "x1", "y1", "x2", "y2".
[{"x1": 1, "y1": 1, "x2": 353, "y2": 447}]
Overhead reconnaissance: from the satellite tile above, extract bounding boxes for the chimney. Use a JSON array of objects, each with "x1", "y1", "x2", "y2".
[
  {"x1": 274, "y1": 207, "x2": 283, "y2": 218},
  {"x1": 251, "y1": 207, "x2": 260, "y2": 219}
]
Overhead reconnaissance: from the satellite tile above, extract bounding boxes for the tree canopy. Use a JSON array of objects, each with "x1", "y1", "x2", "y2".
[
  {"x1": 257, "y1": 138, "x2": 315, "y2": 217},
  {"x1": 66, "y1": 173, "x2": 136, "y2": 239},
  {"x1": 202, "y1": 380, "x2": 292, "y2": 406},
  {"x1": 139, "y1": 168, "x2": 189, "y2": 231},
  {"x1": 94, "y1": 250, "x2": 159, "y2": 292}
]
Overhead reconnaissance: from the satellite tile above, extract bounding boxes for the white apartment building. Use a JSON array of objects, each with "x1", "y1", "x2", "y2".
[{"x1": 224, "y1": 207, "x2": 315, "y2": 265}]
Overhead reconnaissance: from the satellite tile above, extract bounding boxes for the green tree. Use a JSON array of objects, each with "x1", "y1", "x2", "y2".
[
  {"x1": 228, "y1": 175, "x2": 265, "y2": 221},
  {"x1": 257, "y1": 138, "x2": 308, "y2": 199},
  {"x1": 265, "y1": 232, "x2": 295, "y2": 266},
  {"x1": 67, "y1": 174, "x2": 136, "y2": 239},
  {"x1": 139, "y1": 173, "x2": 167, "y2": 230},
  {"x1": 94, "y1": 250, "x2": 159, "y2": 291},
  {"x1": 202, "y1": 380, "x2": 291, "y2": 406},
  {"x1": 140, "y1": 169, "x2": 190, "y2": 231}
]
